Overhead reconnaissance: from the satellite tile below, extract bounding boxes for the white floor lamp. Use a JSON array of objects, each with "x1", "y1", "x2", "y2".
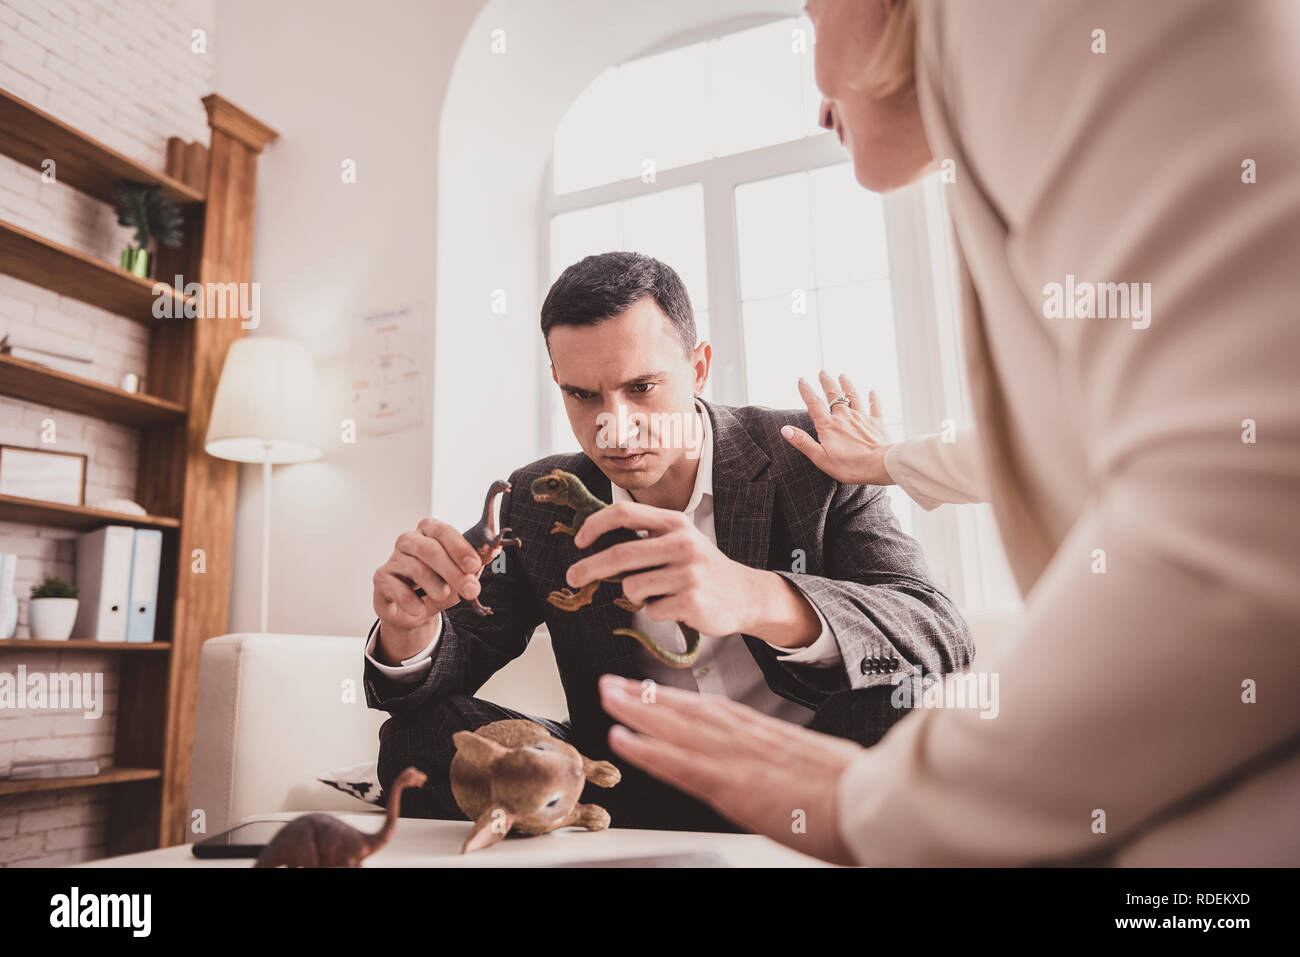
[{"x1": 204, "y1": 337, "x2": 322, "y2": 633}]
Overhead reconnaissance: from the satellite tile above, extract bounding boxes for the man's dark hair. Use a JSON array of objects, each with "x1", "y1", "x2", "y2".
[{"x1": 540, "y1": 251, "x2": 696, "y2": 357}]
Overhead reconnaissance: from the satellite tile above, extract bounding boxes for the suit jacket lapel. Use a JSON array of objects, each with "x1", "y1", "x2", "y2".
[
  {"x1": 703, "y1": 400, "x2": 793, "y2": 679},
  {"x1": 700, "y1": 398, "x2": 775, "y2": 575}
]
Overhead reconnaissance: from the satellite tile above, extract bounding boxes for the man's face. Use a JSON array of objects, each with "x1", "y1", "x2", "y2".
[{"x1": 548, "y1": 296, "x2": 709, "y2": 494}]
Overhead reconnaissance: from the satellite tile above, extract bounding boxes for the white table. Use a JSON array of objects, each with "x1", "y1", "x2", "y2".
[{"x1": 77, "y1": 812, "x2": 830, "y2": 867}]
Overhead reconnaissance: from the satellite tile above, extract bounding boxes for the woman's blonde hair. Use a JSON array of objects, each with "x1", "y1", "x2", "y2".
[{"x1": 851, "y1": 0, "x2": 917, "y2": 98}]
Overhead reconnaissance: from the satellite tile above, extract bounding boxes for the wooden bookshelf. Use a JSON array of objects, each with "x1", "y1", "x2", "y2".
[
  {"x1": 0, "y1": 639, "x2": 171, "y2": 651},
  {"x1": 0, "y1": 90, "x2": 278, "y2": 856},
  {"x1": 0, "y1": 767, "x2": 162, "y2": 797},
  {"x1": 0, "y1": 353, "x2": 187, "y2": 427},
  {"x1": 0, "y1": 88, "x2": 203, "y2": 206},
  {"x1": 0, "y1": 493, "x2": 179, "y2": 531},
  {"x1": 0, "y1": 217, "x2": 196, "y2": 324}
]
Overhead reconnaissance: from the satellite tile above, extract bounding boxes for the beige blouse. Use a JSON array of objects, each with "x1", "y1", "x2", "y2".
[{"x1": 836, "y1": 0, "x2": 1300, "y2": 865}]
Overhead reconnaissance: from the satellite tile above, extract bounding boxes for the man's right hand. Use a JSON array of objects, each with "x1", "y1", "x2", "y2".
[{"x1": 371, "y1": 519, "x2": 483, "y2": 664}]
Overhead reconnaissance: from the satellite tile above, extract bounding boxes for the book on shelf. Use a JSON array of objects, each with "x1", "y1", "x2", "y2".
[
  {"x1": 0, "y1": 331, "x2": 95, "y2": 372},
  {"x1": 4, "y1": 758, "x2": 101, "y2": 780}
]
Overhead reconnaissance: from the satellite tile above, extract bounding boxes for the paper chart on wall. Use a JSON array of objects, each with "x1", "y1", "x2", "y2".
[{"x1": 350, "y1": 304, "x2": 424, "y2": 436}]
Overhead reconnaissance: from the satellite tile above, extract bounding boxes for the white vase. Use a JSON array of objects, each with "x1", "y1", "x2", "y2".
[{"x1": 28, "y1": 597, "x2": 79, "y2": 640}]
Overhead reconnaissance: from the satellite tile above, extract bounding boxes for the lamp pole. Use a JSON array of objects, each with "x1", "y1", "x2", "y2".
[{"x1": 261, "y1": 445, "x2": 272, "y2": 634}]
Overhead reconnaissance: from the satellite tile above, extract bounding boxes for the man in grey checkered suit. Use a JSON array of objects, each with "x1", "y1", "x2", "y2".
[{"x1": 365, "y1": 252, "x2": 972, "y2": 832}]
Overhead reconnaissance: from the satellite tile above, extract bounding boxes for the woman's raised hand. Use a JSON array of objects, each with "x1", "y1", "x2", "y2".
[{"x1": 781, "y1": 370, "x2": 895, "y2": 486}]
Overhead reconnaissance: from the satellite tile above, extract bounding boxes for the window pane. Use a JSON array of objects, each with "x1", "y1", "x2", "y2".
[
  {"x1": 797, "y1": 14, "x2": 825, "y2": 138},
  {"x1": 620, "y1": 42, "x2": 713, "y2": 182},
  {"x1": 737, "y1": 163, "x2": 904, "y2": 431},
  {"x1": 549, "y1": 185, "x2": 706, "y2": 311},
  {"x1": 809, "y1": 164, "x2": 890, "y2": 287},
  {"x1": 621, "y1": 184, "x2": 708, "y2": 311},
  {"x1": 709, "y1": 19, "x2": 806, "y2": 158},
  {"x1": 553, "y1": 17, "x2": 828, "y2": 195},
  {"x1": 549, "y1": 201, "x2": 622, "y2": 280},
  {"x1": 735, "y1": 171, "x2": 815, "y2": 301},
  {"x1": 553, "y1": 67, "x2": 622, "y2": 195},
  {"x1": 741, "y1": 293, "x2": 822, "y2": 410},
  {"x1": 816, "y1": 281, "x2": 904, "y2": 422}
]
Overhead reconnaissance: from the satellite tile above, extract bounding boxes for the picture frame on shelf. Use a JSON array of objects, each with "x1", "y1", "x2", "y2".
[{"x1": 0, "y1": 445, "x2": 88, "y2": 506}]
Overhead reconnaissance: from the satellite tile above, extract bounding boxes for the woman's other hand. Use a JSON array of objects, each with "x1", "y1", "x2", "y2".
[
  {"x1": 781, "y1": 370, "x2": 894, "y2": 485},
  {"x1": 598, "y1": 674, "x2": 862, "y2": 865}
]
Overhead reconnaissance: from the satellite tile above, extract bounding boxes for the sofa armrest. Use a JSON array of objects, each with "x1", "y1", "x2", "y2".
[{"x1": 187, "y1": 633, "x2": 388, "y2": 842}]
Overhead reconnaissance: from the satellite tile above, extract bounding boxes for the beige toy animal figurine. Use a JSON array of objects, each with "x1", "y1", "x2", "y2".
[
  {"x1": 450, "y1": 719, "x2": 621, "y2": 854},
  {"x1": 254, "y1": 767, "x2": 427, "y2": 867}
]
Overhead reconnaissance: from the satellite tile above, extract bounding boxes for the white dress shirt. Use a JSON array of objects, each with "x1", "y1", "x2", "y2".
[{"x1": 365, "y1": 398, "x2": 840, "y2": 727}]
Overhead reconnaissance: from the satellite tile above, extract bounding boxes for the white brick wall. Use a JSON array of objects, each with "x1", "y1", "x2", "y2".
[{"x1": 0, "y1": 0, "x2": 215, "y2": 866}]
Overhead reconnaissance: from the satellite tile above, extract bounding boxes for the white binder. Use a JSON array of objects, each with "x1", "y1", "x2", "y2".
[
  {"x1": 125, "y1": 528, "x2": 162, "y2": 643},
  {"x1": 73, "y1": 525, "x2": 136, "y2": 642}
]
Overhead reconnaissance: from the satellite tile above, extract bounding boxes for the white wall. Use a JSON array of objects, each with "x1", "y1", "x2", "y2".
[{"x1": 212, "y1": 0, "x2": 485, "y2": 640}]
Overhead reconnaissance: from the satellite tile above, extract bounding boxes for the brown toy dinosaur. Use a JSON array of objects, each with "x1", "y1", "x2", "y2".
[
  {"x1": 450, "y1": 719, "x2": 620, "y2": 854},
  {"x1": 530, "y1": 468, "x2": 702, "y2": 668},
  {"x1": 254, "y1": 766, "x2": 427, "y2": 867},
  {"x1": 413, "y1": 478, "x2": 521, "y2": 615}
]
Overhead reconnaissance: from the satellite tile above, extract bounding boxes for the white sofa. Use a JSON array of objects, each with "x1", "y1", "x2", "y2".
[
  {"x1": 186, "y1": 608, "x2": 1020, "y2": 840},
  {"x1": 187, "y1": 627, "x2": 570, "y2": 840}
]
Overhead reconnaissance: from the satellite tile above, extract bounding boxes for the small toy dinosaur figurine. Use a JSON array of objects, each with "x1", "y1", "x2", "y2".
[
  {"x1": 254, "y1": 766, "x2": 427, "y2": 867},
  {"x1": 530, "y1": 468, "x2": 702, "y2": 668},
  {"x1": 415, "y1": 479, "x2": 521, "y2": 615},
  {"x1": 451, "y1": 719, "x2": 620, "y2": 854}
]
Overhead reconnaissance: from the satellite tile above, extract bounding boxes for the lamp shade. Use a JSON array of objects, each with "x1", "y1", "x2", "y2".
[{"x1": 204, "y1": 337, "x2": 323, "y2": 464}]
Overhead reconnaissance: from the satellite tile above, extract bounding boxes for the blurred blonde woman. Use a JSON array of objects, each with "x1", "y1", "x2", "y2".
[{"x1": 596, "y1": 0, "x2": 1300, "y2": 865}]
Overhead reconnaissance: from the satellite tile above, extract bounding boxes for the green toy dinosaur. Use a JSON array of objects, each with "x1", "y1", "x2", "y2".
[{"x1": 530, "y1": 468, "x2": 701, "y2": 669}]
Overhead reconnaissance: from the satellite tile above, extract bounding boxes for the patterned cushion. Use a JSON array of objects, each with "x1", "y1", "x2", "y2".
[{"x1": 317, "y1": 759, "x2": 386, "y2": 807}]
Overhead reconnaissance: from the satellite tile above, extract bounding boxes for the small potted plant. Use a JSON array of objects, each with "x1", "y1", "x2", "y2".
[
  {"x1": 28, "y1": 575, "x2": 79, "y2": 641},
  {"x1": 114, "y1": 181, "x2": 184, "y2": 278}
]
